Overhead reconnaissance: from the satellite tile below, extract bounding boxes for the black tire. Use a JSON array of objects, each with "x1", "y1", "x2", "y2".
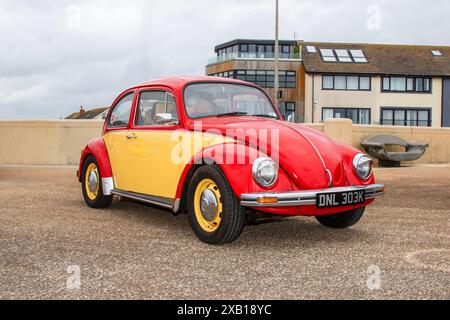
[
  {"x1": 81, "y1": 155, "x2": 113, "y2": 209},
  {"x1": 187, "y1": 165, "x2": 246, "y2": 244},
  {"x1": 315, "y1": 207, "x2": 365, "y2": 229}
]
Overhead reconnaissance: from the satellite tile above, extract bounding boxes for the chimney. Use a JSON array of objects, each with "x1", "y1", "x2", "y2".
[{"x1": 79, "y1": 106, "x2": 85, "y2": 117}]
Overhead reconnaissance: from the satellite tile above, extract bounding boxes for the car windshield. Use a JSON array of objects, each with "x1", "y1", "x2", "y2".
[{"x1": 184, "y1": 83, "x2": 279, "y2": 119}]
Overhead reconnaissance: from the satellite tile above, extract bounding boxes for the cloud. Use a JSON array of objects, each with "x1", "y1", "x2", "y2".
[{"x1": 0, "y1": 0, "x2": 448, "y2": 119}]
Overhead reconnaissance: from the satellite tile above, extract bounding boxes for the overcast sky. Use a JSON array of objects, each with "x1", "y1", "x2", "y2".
[{"x1": 0, "y1": 0, "x2": 449, "y2": 119}]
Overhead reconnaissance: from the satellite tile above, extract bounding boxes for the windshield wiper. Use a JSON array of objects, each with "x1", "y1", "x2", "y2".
[
  {"x1": 216, "y1": 111, "x2": 248, "y2": 117},
  {"x1": 252, "y1": 114, "x2": 279, "y2": 119}
]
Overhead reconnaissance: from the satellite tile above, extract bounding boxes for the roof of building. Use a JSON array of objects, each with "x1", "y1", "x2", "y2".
[
  {"x1": 302, "y1": 42, "x2": 450, "y2": 76},
  {"x1": 215, "y1": 39, "x2": 297, "y2": 52},
  {"x1": 65, "y1": 107, "x2": 109, "y2": 120}
]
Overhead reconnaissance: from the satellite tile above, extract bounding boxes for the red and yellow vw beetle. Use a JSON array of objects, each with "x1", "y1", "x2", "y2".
[{"x1": 78, "y1": 76, "x2": 384, "y2": 244}]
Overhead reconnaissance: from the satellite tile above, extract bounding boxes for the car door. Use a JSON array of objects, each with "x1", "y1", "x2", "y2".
[
  {"x1": 123, "y1": 88, "x2": 186, "y2": 199},
  {"x1": 106, "y1": 87, "x2": 232, "y2": 200},
  {"x1": 103, "y1": 91, "x2": 136, "y2": 192}
]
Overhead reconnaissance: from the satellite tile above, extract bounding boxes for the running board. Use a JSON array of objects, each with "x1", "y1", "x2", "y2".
[{"x1": 110, "y1": 189, "x2": 179, "y2": 212}]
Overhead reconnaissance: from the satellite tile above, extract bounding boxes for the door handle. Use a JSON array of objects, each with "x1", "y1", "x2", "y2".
[{"x1": 126, "y1": 133, "x2": 137, "y2": 140}]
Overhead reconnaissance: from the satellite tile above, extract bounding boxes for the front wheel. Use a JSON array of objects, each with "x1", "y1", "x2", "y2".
[
  {"x1": 315, "y1": 207, "x2": 365, "y2": 229},
  {"x1": 81, "y1": 155, "x2": 113, "y2": 209},
  {"x1": 187, "y1": 165, "x2": 246, "y2": 245}
]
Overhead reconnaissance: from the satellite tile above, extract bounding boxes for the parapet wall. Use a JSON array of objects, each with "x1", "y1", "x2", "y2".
[{"x1": 0, "y1": 119, "x2": 449, "y2": 166}]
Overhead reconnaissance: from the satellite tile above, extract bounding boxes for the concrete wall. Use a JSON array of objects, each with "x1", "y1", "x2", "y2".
[
  {"x1": 0, "y1": 119, "x2": 449, "y2": 166},
  {"x1": 304, "y1": 74, "x2": 443, "y2": 127},
  {"x1": 0, "y1": 120, "x2": 103, "y2": 165}
]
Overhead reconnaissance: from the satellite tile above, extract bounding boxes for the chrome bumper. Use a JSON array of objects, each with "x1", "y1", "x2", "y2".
[{"x1": 240, "y1": 184, "x2": 385, "y2": 207}]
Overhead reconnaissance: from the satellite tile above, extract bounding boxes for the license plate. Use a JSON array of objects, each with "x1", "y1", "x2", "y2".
[{"x1": 317, "y1": 190, "x2": 365, "y2": 208}]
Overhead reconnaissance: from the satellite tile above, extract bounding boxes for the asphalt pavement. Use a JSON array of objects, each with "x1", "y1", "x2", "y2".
[{"x1": 0, "y1": 165, "x2": 448, "y2": 299}]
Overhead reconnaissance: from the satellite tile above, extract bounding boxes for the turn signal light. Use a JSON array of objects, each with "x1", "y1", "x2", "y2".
[{"x1": 256, "y1": 197, "x2": 279, "y2": 204}]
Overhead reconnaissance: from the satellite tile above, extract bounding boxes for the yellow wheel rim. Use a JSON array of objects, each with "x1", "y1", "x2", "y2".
[
  {"x1": 194, "y1": 179, "x2": 223, "y2": 233},
  {"x1": 85, "y1": 163, "x2": 100, "y2": 201}
]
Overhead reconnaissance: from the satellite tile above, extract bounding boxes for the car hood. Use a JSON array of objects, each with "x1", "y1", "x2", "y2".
[{"x1": 189, "y1": 117, "x2": 349, "y2": 190}]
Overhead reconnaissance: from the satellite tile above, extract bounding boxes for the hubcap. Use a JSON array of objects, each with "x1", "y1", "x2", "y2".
[
  {"x1": 85, "y1": 163, "x2": 100, "y2": 201},
  {"x1": 200, "y1": 189, "x2": 219, "y2": 221},
  {"x1": 88, "y1": 171, "x2": 98, "y2": 193}
]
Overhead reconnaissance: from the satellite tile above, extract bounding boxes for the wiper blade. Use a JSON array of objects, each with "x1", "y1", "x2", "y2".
[
  {"x1": 252, "y1": 114, "x2": 279, "y2": 119},
  {"x1": 216, "y1": 111, "x2": 248, "y2": 117}
]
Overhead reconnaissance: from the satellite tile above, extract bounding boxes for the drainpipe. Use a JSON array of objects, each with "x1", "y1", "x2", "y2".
[
  {"x1": 311, "y1": 74, "x2": 315, "y2": 123},
  {"x1": 274, "y1": 0, "x2": 279, "y2": 105}
]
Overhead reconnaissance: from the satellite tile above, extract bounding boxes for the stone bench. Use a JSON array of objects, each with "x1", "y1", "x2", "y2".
[{"x1": 361, "y1": 134, "x2": 429, "y2": 167}]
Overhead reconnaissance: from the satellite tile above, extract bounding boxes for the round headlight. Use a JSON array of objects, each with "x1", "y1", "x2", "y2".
[
  {"x1": 252, "y1": 157, "x2": 279, "y2": 188},
  {"x1": 353, "y1": 153, "x2": 373, "y2": 180}
]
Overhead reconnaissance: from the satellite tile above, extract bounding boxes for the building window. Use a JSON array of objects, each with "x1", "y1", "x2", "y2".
[
  {"x1": 349, "y1": 49, "x2": 368, "y2": 63},
  {"x1": 359, "y1": 77, "x2": 371, "y2": 90},
  {"x1": 279, "y1": 102, "x2": 296, "y2": 122},
  {"x1": 381, "y1": 76, "x2": 431, "y2": 93},
  {"x1": 306, "y1": 46, "x2": 317, "y2": 53},
  {"x1": 249, "y1": 44, "x2": 257, "y2": 53},
  {"x1": 346, "y1": 76, "x2": 359, "y2": 90},
  {"x1": 209, "y1": 71, "x2": 235, "y2": 78},
  {"x1": 322, "y1": 75, "x2": 371, "y2": 91},
  {"x1": 235, "y1": 70, "x2": 296, "y2": 88},
  {"x1": 281, "y1": 45, "x2": 290, "y2": 53},
  {"x1": 319, "y1": 48, "x2": 367, "y2": 63},
  {"x1": 320, "y1": 49, "x2": 337, "y2": 62},
  {"x1": 323, "y1": 76, "x2": 334, "y2": 89},
  {"x1": 322, "y1": 107, "x2": 371, "y2": 124},
  {"x1": 335, "y1": 49, "x2": 352, "y2": 63},
  {"x1": 380, "y1": 108, "x2": 431, "y2": 127},
  {"x1": 431, "y1": 50, "x2": 442, "y2": 56}
]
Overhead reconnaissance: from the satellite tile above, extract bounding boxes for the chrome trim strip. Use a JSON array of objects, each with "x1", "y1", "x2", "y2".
[
  {"x1": 240, "y1": 184, "x2": 385, "y2": 207},
  {"x1": 110, "y1": 189, "x2": 174, "y2": 209},
  {"x1": 101, "y1": 177, "x2": 114, "y2": 196}
]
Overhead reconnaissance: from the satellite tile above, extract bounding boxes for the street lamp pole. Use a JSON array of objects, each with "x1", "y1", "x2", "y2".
[{"x1": 274, "y1": 0, "x2": 279, "y2": 106}]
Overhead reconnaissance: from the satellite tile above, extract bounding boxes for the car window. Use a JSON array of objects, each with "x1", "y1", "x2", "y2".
[
  {"x1": 235, "y1": 94, "x2": 274, "y2": 115},
  {"x1": 135, "y1": 91, "x2": 179, "y2": 126},
  {"x1": 184, "y1": 83, "x2": 278, "y2": 119},
  {"x1": 108, "y1": 93, "x2": 134, "y2": 128}
]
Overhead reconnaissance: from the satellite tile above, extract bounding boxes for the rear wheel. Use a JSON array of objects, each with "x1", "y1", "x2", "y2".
[
  {"x1": 81, "y1": 155, "x2": 113, "y2": 209},
  {"x1": 315, "y1": 207, "x2": 365, "y2": 229},
  {"x1": 187, "y1": 165, "x2": 245, "y2": 245}
]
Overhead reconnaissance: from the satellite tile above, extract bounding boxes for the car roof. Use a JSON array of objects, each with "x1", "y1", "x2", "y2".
[{"x1": 132, "y1": 76, "x2": 256, "y2": 91}]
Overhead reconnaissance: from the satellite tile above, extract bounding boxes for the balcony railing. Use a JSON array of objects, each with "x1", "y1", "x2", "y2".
[{"x1": 207, "y1": 52, "x2": 301, "y2": 65}]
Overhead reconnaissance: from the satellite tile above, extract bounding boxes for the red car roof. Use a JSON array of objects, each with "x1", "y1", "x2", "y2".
[{"x1": 133, "y1": 76, "x2": 257, "y2": 91}]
